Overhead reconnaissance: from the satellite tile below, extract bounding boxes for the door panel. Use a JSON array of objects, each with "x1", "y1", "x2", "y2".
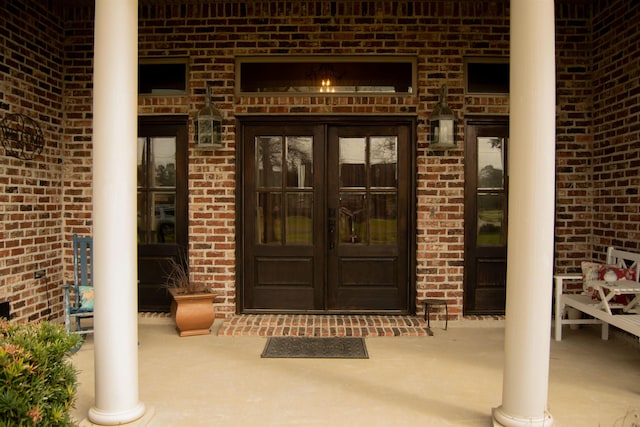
[
  {"x1": 464, "y1": 120, "x2": 509, "y2": 314},
  {"x1": 474, "y1": 259, "x2": 507, "y2": 311},
  {"x1": 241, "y1": 121, "x2": 411, "y2": 313},
  {"x1": 137, "y1": 118, "x2": 188, "y2": 312},
  {"x1": 327, "y1": 126, "x2": 409, "y2": 311},
  {"x1": 243, "y1": 125, "x2": 325, "y2": 310}
]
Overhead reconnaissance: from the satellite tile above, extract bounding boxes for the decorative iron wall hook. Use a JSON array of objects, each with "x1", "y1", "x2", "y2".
[{"x1": 1, "y1": 113, "x2": 44, "y2": 160}]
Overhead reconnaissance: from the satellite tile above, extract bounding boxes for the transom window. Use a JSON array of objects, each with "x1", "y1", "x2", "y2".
[
  {"x1": 237, "y1": 56, "x2": 415, "y2": 94},
  {"x1": 139, "y1": 58, "x2": 187, "y2": 95},
  {"x1": 465, "y1": 57, "x2": 509, "y2": 94}
]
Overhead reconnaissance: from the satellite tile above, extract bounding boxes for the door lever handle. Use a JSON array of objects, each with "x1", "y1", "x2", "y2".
[{"x1": 328, "y1": 219, "x2": 336, "y2": 250}]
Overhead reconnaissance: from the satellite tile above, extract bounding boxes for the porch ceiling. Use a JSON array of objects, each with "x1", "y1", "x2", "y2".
[{"x1": 54, "y1": 0, "x2": 593, "y2": 7}]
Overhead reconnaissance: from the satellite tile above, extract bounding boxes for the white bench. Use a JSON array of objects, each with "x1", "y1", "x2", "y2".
[{"x1": 554, "y1": 247, "x2": 640, "y2": 341}]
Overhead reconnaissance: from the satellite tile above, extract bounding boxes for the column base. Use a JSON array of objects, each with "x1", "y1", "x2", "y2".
[
  {"x1": 83, "y1": 403, "x2": 151, "y2": 426},
  {"x1": 492, "y1": 406, "x2": 554, "y2": 427}
]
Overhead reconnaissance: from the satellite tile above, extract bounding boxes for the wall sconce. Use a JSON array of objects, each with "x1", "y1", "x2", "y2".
[
  {"x1": 196, "y1": 85, "x2": 222, "y2": 149},
  {"x1": 429, "y1": 85, "x2": 457, "y2": 149}
]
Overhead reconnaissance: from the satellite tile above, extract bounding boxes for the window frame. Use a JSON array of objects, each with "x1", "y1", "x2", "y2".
[
  {"x1": 138, "y1": 57, "x2": 188, "y2": 95},
  {"x1": 235, "y1": 55, "x2": 417, "y2": 96},
  {"x1": 464, "y1": 57, "x2": 510, "y2": 95}
]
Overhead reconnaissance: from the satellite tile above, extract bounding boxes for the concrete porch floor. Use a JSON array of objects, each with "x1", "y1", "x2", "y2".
[{"x1": 71, "y1": 318, "x2": 640, "y2": 427}]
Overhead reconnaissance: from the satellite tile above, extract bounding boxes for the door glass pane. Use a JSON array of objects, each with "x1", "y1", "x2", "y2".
[
  {"x1": 370, "y1": 194, "x2": 397, "y2": 244},
  {"x1": 370, "y1": 136, "x2": 397, "y2": 188},
  {"x1": 339, "y1": 193, "x2": 366, "y2": 244},
  {"x1": 286, "y1": 137, "x2": 313, "y2": 188},
  {"x1": 137, "y1": 136, "x2": 178, "y2": 245},
  {"x1": 137, "y1": 193, "x2": 146, "y2": 243},
  {"x1": 152, "y1": 193, "x2": 176, "y2": 243},
  {"x1": 137, "y1": 137, "x2": 146, "y2": 187},
  {"x1": 339, "y1": 137, "x2": 366, "y2": 187},
  {"x1": 151, "y1": 137, "x2": 177, "y2": 187},
  {"x1": 477, "y1": 137, "x2": 504, "y2": 189},
  {"x1": 256, "y1": 136, "x2": 283, "y2": 188},
  {"x1": 257, "y1": 192, "x2": 282, "y2": 244},
  {"x1": 477, "y1": 193, "x2": 505, "y2": 245},
  {"x1": 286, "y1": 193, "x2": 312, "y2": 244}
]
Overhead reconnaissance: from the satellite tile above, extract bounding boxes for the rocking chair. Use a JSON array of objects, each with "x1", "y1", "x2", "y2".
[{"x1": 62, "y1": 234, "x2": 94, "y2": 335}]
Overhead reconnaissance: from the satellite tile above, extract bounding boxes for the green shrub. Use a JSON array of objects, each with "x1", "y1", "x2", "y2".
[{"x1": 0, "y1": 320, "x2": 82, "y2": 426}]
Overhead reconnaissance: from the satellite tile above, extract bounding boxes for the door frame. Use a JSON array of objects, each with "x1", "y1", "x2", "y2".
[
  {"x1": 463, "y1": 115, "x2": 509, "y2": 315},
  {"x1": 137, "y1": 115, "x2": 189, "y2": 312},
  {"x1": 235, "y1": 116, "x2": 418, "y2": 314}
]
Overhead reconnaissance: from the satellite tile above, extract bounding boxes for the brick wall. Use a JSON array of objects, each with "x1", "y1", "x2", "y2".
[
  {"x1": 130, "y1": 0, "x2": 512, "y2": 319},
  {"x1": 591, "y1": 0, "x2": 640, "y2": 256},
  {"x1": 61, "y1": 9, "x2": 95, "y2": 246},
  {"x1": 553, "y1": 0, "x2": 640, "y2": 273},
  {"x1": 554, "y1": 2, "x2": 593, "y2": 271},
  {"x1": 2, "y1": 0, "x2": 638, "y2": 323},
  {"x1": 0, "y1": 1, "x2": 66, "y2": 322}
]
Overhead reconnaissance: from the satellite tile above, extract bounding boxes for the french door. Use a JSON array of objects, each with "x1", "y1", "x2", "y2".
[
  {"x1": 240, "y1": 120, "x2": 412, "y2": 313},
  {"x1": 464, "y1": 119, "x2": 509, "y2": 314},
  {"x1": 137, "y1": 117, "x2": 188, "y2": 312}
]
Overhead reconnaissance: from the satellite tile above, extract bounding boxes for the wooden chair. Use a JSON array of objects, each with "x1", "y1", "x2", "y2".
[{"x1": 63, "y1": 234, "x2": 94, "y2": 335}]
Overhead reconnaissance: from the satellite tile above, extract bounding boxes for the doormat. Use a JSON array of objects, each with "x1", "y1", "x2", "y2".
[{"x1": 261, "y1": 337, "x2": 369, "y2": 359}]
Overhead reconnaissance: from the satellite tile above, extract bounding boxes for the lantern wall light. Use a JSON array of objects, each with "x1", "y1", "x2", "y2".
[
  {"x1": 195, "y1": 85, "x2": 223, "y2": 150},
  {"x1": 429, "y1": 85, "x2": 457, "y2": 149}
]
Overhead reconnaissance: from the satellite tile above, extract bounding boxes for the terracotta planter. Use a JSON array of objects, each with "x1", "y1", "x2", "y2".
[{"x1": 169, "y1": 289, "x2": 217, "y2": 337}]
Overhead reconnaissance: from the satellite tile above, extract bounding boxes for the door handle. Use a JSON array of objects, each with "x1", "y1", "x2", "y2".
[{"x1": 328, "y1": 219, "x2": 336, "y2": 250}]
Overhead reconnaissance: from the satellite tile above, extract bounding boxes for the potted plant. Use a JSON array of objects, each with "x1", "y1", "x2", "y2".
[{"x1": 164, "y1": 257, "x2": 217, "y2": 337}]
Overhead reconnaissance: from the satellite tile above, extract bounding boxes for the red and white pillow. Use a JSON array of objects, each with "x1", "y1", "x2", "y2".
[
  {"x1": 597, "y1": 264, "x2": 636, "y2": 282},
  {"x1": 580, "y1": 261, "x2": 600, "y2": 290},
  {"x1": 580, "y1": 261, "x2": 636, "y2": 304}
]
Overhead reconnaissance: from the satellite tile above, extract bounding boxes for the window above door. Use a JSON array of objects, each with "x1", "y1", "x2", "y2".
[
  {"x1": 464, "y1": 57, "x2": 509, "y2": 94},
  {"x1": 236, "y1": 56, "x2": 416, "y2": 95},
  {"x1": 139, "y1": 58, "x2": 188, "y2": 95}
]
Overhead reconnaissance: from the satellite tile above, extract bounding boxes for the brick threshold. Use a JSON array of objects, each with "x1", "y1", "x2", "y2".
[{"x1": 216, "y1": 314, "x2": 432, "y2": 337}]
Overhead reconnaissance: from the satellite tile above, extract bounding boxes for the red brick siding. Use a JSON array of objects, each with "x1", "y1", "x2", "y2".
[
  {"x1": 131, "y1": 1, "x2": 512, "y2": 318},
  {"x1": 0, "y1": 1, "x2": 65, "y2": 322},
  {"x1": 2, "y1": 0, "x2": 638, "y2": 323},
  {"x1": 548, "y1": 0, "x2": 640, "y2": 274},
  {"x1": 591, "y1": 0, "x2": 640, "y2": 256},
  {"x1": 554, "y1": 2, "x2": 594, "y2": 271}
]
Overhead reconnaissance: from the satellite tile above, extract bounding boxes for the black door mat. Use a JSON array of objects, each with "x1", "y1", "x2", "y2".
[{"x1": 261, "y1": 337, "x2": 369, "y2": 359}]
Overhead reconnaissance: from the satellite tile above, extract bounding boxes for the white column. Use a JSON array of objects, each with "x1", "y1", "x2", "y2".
[
  {"x1": 492, "y1": 0, "x2": 556, "y2": 426},
  {"x1": 89, "y1": 0, "x2": 146, "y2": 425}
]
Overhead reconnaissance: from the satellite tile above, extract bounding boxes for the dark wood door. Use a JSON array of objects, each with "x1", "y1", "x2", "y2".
[
  {"x1": 242, "y1": 124, "x2": 325, "y2": 310},
  {"x1": 241, "y1": 121, "x2": 411, "y2": 313},
  {"x1": 137, "y1": 117, "x2": 188, "y2": 312},
  {"x1": 327, "y1": 125, "x2": 409, "y2": 310},
  {"x1": 464, "y1": 120, "x2": 509, "y2": 314}
]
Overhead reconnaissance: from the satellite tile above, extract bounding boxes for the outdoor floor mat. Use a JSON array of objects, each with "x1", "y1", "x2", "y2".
[{"x1": 261, "y1": 337, "x2": 369, "y2": 359}]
